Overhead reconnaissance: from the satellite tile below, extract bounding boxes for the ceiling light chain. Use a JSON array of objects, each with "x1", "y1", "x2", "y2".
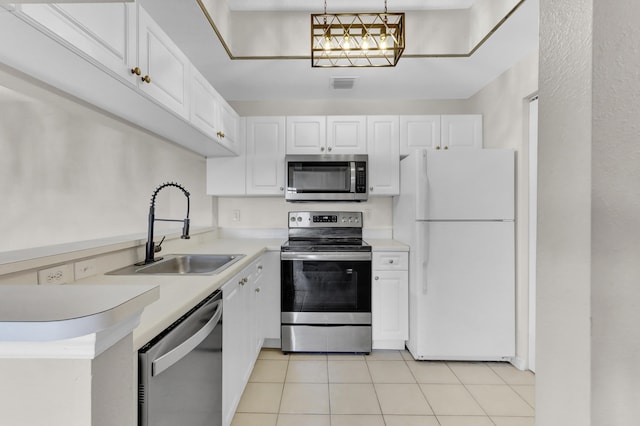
[{"x1": 311, "y1": 0, "x2": 405, "y2": 67}]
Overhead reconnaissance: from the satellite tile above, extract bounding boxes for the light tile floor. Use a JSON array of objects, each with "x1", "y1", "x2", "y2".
[{"x1": 232, "y1": 349, "x2": 535, "y2": 426}]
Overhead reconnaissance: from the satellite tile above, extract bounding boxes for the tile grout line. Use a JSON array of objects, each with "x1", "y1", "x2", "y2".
[
  {"x1": 403, "y1": 353, "x2": 440, "y2": 425},
  {"x1": 486, "y1": 362, "x2": 536, "y2": 411},
  {"x1": 444, "y1": 361, "x2": 498, "y2": 425},
  {"x1": 366, "y1": 351, "x2": 389, "y2": 426}
]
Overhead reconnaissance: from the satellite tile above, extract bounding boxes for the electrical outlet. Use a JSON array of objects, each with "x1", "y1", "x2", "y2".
[
  {"x1": 232, "y1": 209, "x2": 241, "y2": 222},
  {"x1": 38, "y1": 264, "x2": 74, "y2": 285},
  {"x1": 74, "y1": 259, "x2": 97, "y2": 280}
]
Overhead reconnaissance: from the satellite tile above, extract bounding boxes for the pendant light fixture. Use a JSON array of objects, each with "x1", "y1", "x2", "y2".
[{"x1": 311, "y1": 0, "x2": 405, "y2": 68}]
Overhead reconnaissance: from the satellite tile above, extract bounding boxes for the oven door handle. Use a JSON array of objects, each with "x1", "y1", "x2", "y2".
[{"x1": 281, "y1": 252, "x2": 372, "y2": 261}]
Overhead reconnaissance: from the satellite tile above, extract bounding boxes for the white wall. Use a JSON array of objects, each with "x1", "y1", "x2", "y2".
[
  {"x1": 217, "y1": 197, "x2": 393, "y2": 238},
  {"x1": 591, "y1": 1, "x2": 640, "y2": 424},
  {"x1": 0, "y1": 69, "x2": 214, "y2": 253},
  {"x1": 537, "y1": 1, "x2": 592, "y2": 424},
  {"x1": 467, "y1": 50, "x2": 539, "y2": 368}
]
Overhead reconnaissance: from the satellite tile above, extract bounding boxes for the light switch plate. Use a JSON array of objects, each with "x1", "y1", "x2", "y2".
[{"x1": 74, "y1": 259, "x2": 97, "y2": 280}]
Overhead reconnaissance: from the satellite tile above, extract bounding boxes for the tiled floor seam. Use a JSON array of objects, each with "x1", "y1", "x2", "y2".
[
  {"x1": 274, "y1": 356, "x2": 290, "y2": 424},
  {"x1": 404, "y1": 356, "x2": 438, "y2": 417}
]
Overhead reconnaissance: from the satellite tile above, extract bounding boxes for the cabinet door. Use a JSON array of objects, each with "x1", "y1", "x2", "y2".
[
  {"x1": 327, "y1": 116, "x2": 367, "y2": 154},
  {"x1": 286, "y1": 116, "x2": 326, "y2": 154},
  {"x1": 190, "y1": 67, "x2": 219, "y2": 137},
  {"x1": 399, "y1": 115, "x2": 441, "y2": 155},
  {"x1": 367, "y1": 116, "x2": 400, "y2": 196},
  {"x1": 17, "y1": 3, "x2": 137, "y2": 85},
  {"x1": 440, "y1": 114, "x2": 483, "y2": 149},
  {"x1": 137, "y1": 5, "x2": 189, "y2": 119},
  {"x1": 206, "y1": 117, "x2": 246, "y2": 196},
  {"x1": 259, "y1": 251, "x2": 281, "y2": 344},
  {"x1": 222, "y1": 277, "x2": 247, "y2": 426},
  {"x1": 218, "y1": 97, "x2": 240, "y2": 153},
  {"x1": 246, "y1": 117, "x2": 286, "y2": 195},
  {"x1": 372, "y1": 270, "x2": 409, "y2": 346}
]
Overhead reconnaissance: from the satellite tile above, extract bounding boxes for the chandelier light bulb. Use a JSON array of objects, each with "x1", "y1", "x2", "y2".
[
  {"x1": 343, "y1": 33, "x2": 351, "y2": 50},
  {"x1": 362, "y1": 34, "x2": 370, "y2": 51},
  {"x1": 324, "y1": 35, "x2": 332, "y2": 50},
  {"x1": 380, "y1": 33, "x2": 388, "y2": 50}
]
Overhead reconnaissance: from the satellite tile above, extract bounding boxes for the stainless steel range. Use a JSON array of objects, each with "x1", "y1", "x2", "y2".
[{"x1": 281, "y1": 211, "x2": 372, "y2": 353}]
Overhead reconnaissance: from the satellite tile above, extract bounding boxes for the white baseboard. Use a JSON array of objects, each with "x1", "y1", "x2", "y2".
[{"x1": 509, "y1": 355, "x2": 529, "y2": 371}]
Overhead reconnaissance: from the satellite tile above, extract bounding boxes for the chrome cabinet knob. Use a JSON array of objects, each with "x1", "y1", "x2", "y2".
[
  {"x1": 255, "y1": 288, "x2": 261, "y2": 293},
  {"x1": 328, "y1": 146, "x2": 332, "y2": 152},
  {"x1": 320, "y1": 147, "x2": 325, "y2": 152},
  {"x1": 389, "y1": 259, "x2": 394, "y2": 264},
  {"x1": 375, "y1": 276, "x2": 379, "y2": 280},
  {"x1": 436, "y1": 146, "x2": 441, "y2": 150}
]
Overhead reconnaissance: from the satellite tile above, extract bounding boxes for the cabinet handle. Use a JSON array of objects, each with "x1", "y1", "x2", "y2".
[
  {"x1": 370, "y1": 186, "x2": 374, "y2": 191},
  {"x1": 328, "y1": 146, "x2": 332, "y2": 152},
  {"x1": 389, "y1": 259, "x2": 394, "y2": 264},
  {"x1": 436, "y1": 146, "x2": 441, "y2": 150},
  {"x1": 375, "y1": 276, "x2": 379, "y2": 280},
  {"x1": 280, "y1": 186, "x2": 284, "y2": 191},
  {"x1": 320, "y1": 147, "x2": 325, "y2": 152},
  {"x1": 258, "y1": 265, "x2": 263, "y2": 271},
  {"x1": 255, "y1": 288, "x2": 261, "y2": 293},
  {"x1": 142, "y1": 75, "x2": 151, "y2": 84},
  {"x1": 131, "y1": 67, "x2": 141, "y2": 76},
  {"x1": 239, "y1": 277, "x2": 247, "y2": 286},
  {"x1": 444, "y1": 146, "x2": 449, "y2": 150}
]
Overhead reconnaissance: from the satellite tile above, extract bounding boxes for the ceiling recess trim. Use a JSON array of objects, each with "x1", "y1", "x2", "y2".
[{"x1": 196, "y1": 0, "x2": 526, "y2": 61}]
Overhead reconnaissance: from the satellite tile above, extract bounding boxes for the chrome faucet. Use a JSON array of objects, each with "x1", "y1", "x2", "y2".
[{"x1": 138, "y1": 182, "x2": 191, "y2": 265}]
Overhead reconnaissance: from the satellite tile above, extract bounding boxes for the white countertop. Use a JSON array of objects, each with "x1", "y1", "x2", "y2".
[
  {"x1": 0, "y1": 284, "x2": 159, "y2": 342},
  {"x1": 74, "y1": 238, "x2": 285, "y2": 349},
  {"x1": 1, "y1": 237, "x2": 405, "y2": 350}
]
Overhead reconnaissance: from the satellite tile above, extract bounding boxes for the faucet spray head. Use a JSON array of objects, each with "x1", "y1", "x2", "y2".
[{"x1": 182, "y1": 218, "x2": 191, "y2": 239}]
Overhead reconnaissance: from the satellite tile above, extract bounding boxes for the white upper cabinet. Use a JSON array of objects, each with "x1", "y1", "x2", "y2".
[
  {"x1": 400, "y1": 115, "x2": 441, "y2": 154},
  {"x1": 367, "y1": 116, "x2": 400, "y2": 196},
  {"x1": 246, "y1": 117, "x2": 286, "y2": 195},
  {"x1": 400, "y1": 114, "x2": 482, "y2": 155},
  {"x1": 16, "y1": 3, "x2": 137, "y2": 85},
  {"x1": 286, "y1": 116, "x2": 366, "y2": 155},
  {"x1": 327, "y1": 116, "x2": 367, "y2": 154},
  {"x1": 441, "y1": 114, "x2": 483, "y2": 149},
  {"x1": 6, "y1": 3, "x2": 238, "y2": 156},
  {"x1": 191, "y1": 68, "x2": 240, "y2": 154},
  {"x1": 137, "y1": 5, "x2": 190, "y2": 119},
  {"x1": 286, "y1": 116, "x2": 326, "y2": 154},
  {"x1": 207, "y1": 118, "x2": 246, "y2": 196}
]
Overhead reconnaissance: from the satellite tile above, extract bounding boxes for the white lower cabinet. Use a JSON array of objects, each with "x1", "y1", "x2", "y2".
[
  {"x1": 221, "y1": 252, "x2": 280, "y2": 426},
  {"x1": 372, "y1": 251, "x2": 409, "y2": 350}
]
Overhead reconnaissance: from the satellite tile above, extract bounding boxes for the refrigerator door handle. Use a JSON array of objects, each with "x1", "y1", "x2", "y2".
[
  {"x1": 416, "y1": 150, "x2": 429, "y2": 220},
  {"x1": 421, "y1": 223, "x2": 429, "y2": 294}
]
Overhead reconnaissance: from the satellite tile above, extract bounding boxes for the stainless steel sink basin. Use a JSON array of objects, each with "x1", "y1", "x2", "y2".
[{"x1": 107, "y1": 254, "x2": 245, "y2": 275}]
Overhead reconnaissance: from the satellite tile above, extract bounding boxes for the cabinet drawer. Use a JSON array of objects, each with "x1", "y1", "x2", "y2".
[{"x1": 372, "y1": 252, "x2": 408, "y2": 270}]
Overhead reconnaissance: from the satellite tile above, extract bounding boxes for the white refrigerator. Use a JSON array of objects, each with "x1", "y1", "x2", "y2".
[{"x1": 393, "y1": 149, "x2": 515, "y2": 361}]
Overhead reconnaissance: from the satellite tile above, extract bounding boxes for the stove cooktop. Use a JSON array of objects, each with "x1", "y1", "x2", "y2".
[{"x1": 281, "y1": 238, "x2": 371, "y2": 252}]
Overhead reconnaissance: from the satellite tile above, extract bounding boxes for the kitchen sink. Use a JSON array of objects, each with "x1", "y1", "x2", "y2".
[{"x1": 107, "y1": 254, "x2": 245, "y2": 275}]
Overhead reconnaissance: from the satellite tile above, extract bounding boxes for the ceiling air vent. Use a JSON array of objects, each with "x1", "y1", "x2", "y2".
[{"x1": 330, "y1": 77, "x2": 358, "y2": 90}]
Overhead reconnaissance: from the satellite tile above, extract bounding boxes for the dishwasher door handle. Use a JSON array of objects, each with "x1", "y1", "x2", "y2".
[{"x1": 151, "y1": 300, "x2": 222, "y2": 377}]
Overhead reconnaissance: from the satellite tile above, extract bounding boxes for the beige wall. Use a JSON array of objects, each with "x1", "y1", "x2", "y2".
[{"x1": 0, "y1": 69, "x2": 215, "y2": 253}]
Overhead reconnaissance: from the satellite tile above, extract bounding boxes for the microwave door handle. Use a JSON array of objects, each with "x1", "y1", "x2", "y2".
[{"x1": 350, "y1": 161, "x2": 356, "y2": 193}]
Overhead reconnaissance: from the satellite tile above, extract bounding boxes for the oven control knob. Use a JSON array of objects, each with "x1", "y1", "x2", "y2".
[
  {"x1": 290, "y1": 216, "x2": 296, "y2": 222},
  {"x1": 297, "y1": 216, "x2": 302, "y2": 222}
]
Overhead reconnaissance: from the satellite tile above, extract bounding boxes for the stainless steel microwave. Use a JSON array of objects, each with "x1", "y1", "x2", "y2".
[{"x1": 285, "y1": 154, "x2": 368, "y2": 201}]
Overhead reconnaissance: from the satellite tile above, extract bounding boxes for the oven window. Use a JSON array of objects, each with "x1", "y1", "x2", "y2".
[
  {"x1": 288, "y1": 162, "x2": 351, "y2": 192},
  {"x1": 281, "y1": 259, "x2": 371, "y2": 313}
]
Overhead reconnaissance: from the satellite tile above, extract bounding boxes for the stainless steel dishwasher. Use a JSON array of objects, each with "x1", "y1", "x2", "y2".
[{"x1": 138, "y1": 290, "x2": 222, "y2": 426}]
